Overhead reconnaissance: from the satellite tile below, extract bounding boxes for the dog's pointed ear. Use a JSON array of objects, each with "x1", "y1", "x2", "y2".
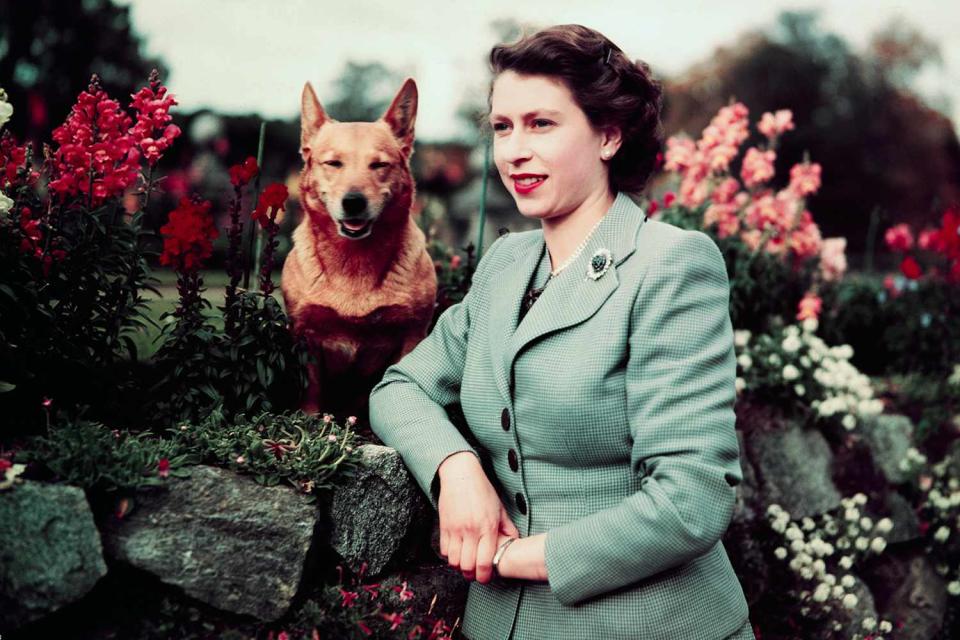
[
  {"x1": 381, "y1": 77, "x2": 418, "y2": 157},
  {"x1": 301, "y1": 82, "x2": 328, "y2": 159}
]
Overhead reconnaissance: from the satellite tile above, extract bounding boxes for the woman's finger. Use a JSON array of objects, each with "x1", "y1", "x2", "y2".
[
  {"x1": 447, "y1": 532, "x2": 463, "y2": 571},
  {"x1": 475, "y1": 530, "x2": 497, "y2": 583},
  {"x1": 460, "y1": 533, "x2": 478, "y2": 579},
  {"x1": 500, "y1": 503, "x2": 520, "y2": 537}
]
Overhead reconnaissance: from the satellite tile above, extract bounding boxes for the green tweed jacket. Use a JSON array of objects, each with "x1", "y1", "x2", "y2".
[{"x1": 368, "y1": 191, "x2": 754, "y2": 640}]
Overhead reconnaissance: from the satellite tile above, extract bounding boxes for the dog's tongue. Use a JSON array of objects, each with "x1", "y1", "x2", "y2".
[{"x1": 343, "y1": 221, "x2": 366, "y2": 231}]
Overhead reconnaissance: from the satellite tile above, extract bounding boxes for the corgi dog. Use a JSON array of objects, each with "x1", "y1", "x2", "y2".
[{"x1": 281, "y1": 78, "x2": 437, "y2": 424}]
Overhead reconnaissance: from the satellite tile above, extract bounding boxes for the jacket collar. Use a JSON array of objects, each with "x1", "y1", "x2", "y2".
[{"x1": 486, "y1": 190, "x2": 649, "y2": 404}]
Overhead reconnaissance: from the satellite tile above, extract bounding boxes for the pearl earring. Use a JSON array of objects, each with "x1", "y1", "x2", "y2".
[{"x1": 602, "y1": 151, "x2": 610, "y2": 159}]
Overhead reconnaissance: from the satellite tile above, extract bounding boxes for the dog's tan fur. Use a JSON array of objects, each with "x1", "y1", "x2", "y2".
[{"x1": 281, "y1": 78, "x2": 437, "y2": 421}]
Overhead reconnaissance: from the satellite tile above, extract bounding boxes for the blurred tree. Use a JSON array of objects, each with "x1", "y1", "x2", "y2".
[
  {"x1": 0, "y1": 0, "x2": 168, "y2": 144},
  {"x1": 660, "y1": 10, "x2": 960, "y2": 263},
  {"x1": 322, "y1": 61, "x2": 405, "y2": 122}
]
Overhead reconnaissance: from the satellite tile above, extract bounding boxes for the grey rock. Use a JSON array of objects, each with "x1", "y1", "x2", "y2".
[
  {"x1": 864, "y1": 546, "x2": 947, "y2": 640},
  {"x1": 861, "y1": 414, "x2": 914, "y2": 485},
  {"x1": 98, "y1": 465, "x2": 317, "y2": 621},
  {"x1": 0, "y1": 480, "x2": 107, "y2": 630},
  {"x1": 884, "y1": 491, "x2": 921, "y2": 544},
  {"x1": 328, "y1": 444, "x2": 430, "y2": 577},
  {"x1": 377, "y1": 563, "x2": 471, "y2": 632},
  {"x1": 746, "y1": 419, "x2": 843, "y2": 518}
]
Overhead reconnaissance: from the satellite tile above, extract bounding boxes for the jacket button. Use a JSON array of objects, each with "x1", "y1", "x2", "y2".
[
  {"x1": 508, "y1": 448, "x2": 519, "y2": 471},
  {"x1": 501, "y1": 407, "x2": 510, "y2": 430},
  {"x1": 515, "y1": 492, "x2": 527, "y2": 515}
]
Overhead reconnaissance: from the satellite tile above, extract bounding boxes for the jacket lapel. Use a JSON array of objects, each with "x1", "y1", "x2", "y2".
[{"x1": 485, "y1": 191, "x2": 649, "y2": 404}]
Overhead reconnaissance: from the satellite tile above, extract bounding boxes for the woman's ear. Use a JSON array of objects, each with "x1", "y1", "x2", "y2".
[{"x1": 601, "y1": 125, "x2": 623, "y2": 157}]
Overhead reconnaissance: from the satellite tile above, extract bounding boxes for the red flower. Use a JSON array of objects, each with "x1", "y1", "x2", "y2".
[
  {"x1": 663, "y1": 191, "x2": 676, "y2": 207},
  {"x1": 159, "y1": 196, "x2": 219, "y2": 272},
  {"x1": 899, "y1": 255, "x2": 922, "y2": 280},
  {"x1": 251, "y1": 182, "x2": 288, "y2": 229},
  {"x1": 129, "y1": 69, "x2": 180, "y2": 166},
  {"x1": 340, "y1": 589, "x2": 360, "y2": 608},
  {"x1": 382, "y1": 611, "x2": 405, "y2": 631},
  {"x1": 357, "y1": 620, "x2": 373, "y2": 636},
  {"x1": 0, "y1": 458, "x2": 11, "y2": 473},
  {"x1": 47, "y1": 75, "x2": 141, "y2": 204},
  {"x1": 647, "y1": 200, "x2": 659, "y2": 215},
  {"x1": 157, "y1": 458, "x2": 170, "y2": 478},
  {"x1": 229, "y1": 156, "x2": 259, "y2": 187},
  {"x1": 450, "y1": 254, "x2": 462, "y2": 269},
  {"x1": 796, "y1": 291, "x2": 822, "y2": 321},
  {"x1": 884, "y1": 223, "x2": 914, "y2": 253}
]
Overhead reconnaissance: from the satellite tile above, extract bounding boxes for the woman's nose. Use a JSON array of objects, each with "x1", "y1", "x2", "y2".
[{"x1": 500, "y1": 130, "x2": 532, "y2": 164}]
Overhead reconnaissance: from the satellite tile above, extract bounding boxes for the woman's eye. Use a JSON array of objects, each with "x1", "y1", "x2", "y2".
[
  {"x1": 492, "y1": 123, "x2": 508, "y2": 132},
  {"x1": 532, "y1": 119, "x2": 553, "y2": 128}
]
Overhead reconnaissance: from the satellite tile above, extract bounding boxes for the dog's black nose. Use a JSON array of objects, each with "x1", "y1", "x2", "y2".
[{"x1": 342, "y1": 192, "x2": 368, "y2": 216}]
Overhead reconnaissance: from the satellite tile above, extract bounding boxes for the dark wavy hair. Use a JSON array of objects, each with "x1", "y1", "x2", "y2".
[{"x1": 484, "y1": 24, "x2": 664, "y2": 197}]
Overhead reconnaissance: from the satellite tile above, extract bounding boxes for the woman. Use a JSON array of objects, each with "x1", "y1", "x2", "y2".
[{"x1": 369, "y1": 24, "x2": 755, "y2": 640}]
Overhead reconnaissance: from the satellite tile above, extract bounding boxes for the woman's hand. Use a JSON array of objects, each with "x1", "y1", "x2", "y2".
[{"x1": 437, "y1": 451, "x2": 520, "y2": 584}]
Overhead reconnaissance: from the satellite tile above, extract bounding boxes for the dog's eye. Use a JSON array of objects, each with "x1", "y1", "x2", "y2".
[
  {"x1": 370, "y1": 162, "x2": 390, "y2": 170},
  {"x1": 324, "y1": 160, "x2": 343, "y2": 168}
]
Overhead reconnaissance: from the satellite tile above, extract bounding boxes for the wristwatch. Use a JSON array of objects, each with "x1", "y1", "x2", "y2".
[{"x1": 492, "y1": 537, "x2": 517, "y2": 578}]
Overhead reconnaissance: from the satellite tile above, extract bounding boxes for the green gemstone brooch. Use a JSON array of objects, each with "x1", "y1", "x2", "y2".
[{"x1": 586, "y1": 248, "x2": 613, "y2": 280}]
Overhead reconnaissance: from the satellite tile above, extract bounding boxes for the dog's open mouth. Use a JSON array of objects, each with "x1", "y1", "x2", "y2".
[{"x1": 338, "y1": 219, "x2": 374, "y2": 239}]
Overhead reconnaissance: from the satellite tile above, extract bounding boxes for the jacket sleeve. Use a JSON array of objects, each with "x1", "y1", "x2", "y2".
[
  {"x1": 368, "y1": 234, "x2": 507, "y2": 512},
  {"x1": 543, "y1": 229, "x2": 742, "y2": 606}
]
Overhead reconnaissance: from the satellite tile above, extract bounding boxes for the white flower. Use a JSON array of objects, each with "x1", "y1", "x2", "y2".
[
  {"x1": 0, "y1": 190, "x2": 12, "y2": 214},
  {"x1": 737, "y1": 354, "x2": 753, "y2": 370},
  {"x1": 841, "y1": 574, "x2": 855, "y2": 588},
  {"x1": 782, "y1": 334, "x2": 802, "y2": 353},
  {"x1": 832, "y1": 584, "x2": 845, "y2": 598},
  {"x1": 794, "y1": 384, "x2": 806, "y2": 396},
  {"x1": 839, "y1": 555, "x2": 853, "y2": 569},
  {"x1": 947, "y1": 580, "x2": 960, "y2": 596},
  {"x1": 934, "y1": 525, "x2": 950, "y2": 543},
  {"x1": 734, "y1": 330, "x2": 752, "y2": 348},
  {"x1": 812, "y1": 583, "x2": 831, "y2": 602},
  {"x1": 861, "y1": 617, "x2": 877, "y2": 631},
  {"x1": 802, "y1": 317, "x2": 819, "y2": 333},
  {"x1": 949, "y1": 364, "x2": 960, "y2": 387},
  {"x1": 844, "y1": 507, "x2": 860, "y2": 521},
  {"x1": 842, "y1": 593, "x2": 858, "y2": 609},
  {"x1": 842, "y1": 414, "x2": 857, "y2": 430},
  {"x1": 870, "y1": 537, "x2": 887, "y2": 553},
  {"x1": 854, "y1": 492, "x2": 867, "y2": 505},
  {"x1": 735, "y1": 377, "x2": 746, "y2": 394},
  {"x1": 800, "y1": 566, "x2": 814, "y2": 579},
  {"x1": 800, "y1": 355, "x2": 812, "y2": 368},
  {"x1": 855, "y1": 536, "x2": 869, "y2": 551},
  {"x1": 879, "y1": 620, "x2": 893, "y2": 633},
  {"x1": 0, "y1": 89, "x2": 12, "y2": 128},
  {"x1": 782, "y1": 364, "x2": 800, "y2": 381},
  {"x1": 875, "y1": 517, "x2": 893, "y2": 534},
  {"x1": 774, "y1": 546, "x2": 788, "y2": 560}
]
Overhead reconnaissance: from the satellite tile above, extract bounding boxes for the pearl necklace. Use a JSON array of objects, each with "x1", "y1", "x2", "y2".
[{"x1": 549, "y1": 213, "x2": 607, "y2": 277}]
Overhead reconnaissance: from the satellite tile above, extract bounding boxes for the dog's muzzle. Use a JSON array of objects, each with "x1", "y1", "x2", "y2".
[{"x1": 337, "y1": 192, "x2": 376, "y2": 239}]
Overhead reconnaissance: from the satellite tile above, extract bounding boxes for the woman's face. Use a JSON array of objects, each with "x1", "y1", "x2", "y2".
[{"x1": 488, "y1": 70, "x2": 618, "y2": 222}]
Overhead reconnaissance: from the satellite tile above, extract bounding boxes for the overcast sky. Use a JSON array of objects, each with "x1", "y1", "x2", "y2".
[{"x1": 115, "y1": 0, "x2": 960, "y2": 142}]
